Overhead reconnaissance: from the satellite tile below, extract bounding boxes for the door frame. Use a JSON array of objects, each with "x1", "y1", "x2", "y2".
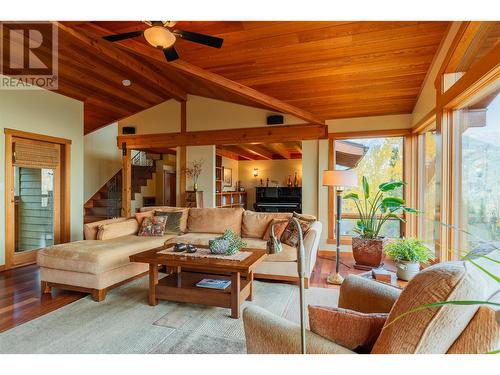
[
  {"x1": 4, "y1": 129, "x2": 72, "y2": 269},
  {"x1": 163, "y1": 170, "x2": 177, "y2": 206}
]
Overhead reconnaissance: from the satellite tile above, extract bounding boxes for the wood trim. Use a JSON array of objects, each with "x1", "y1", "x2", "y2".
[
  {"x1": 61, "y1": 144, "x2": 71, "y2": 243},
  {"x1": 412, "y1": 109, "x2": 437, "y2": 134},
  {"x1": 327, "y1": 138, "x2": 334, "y2": 241},
  {"x1": 56, "y1": 23, "x2": 187, "y2": 102},
  {"x1": 118, "y1": 124, "x2": 328, "y2": 150},
  {"x1": 4, "y1": 131, "x2": 14, "y2": 269},
  {"x1": 179, "y1": 146, "x2": 187, "y2": 206},
  {"x1": 121, "y1": 149, "x2": 132, "y2": 217},
  {"x1": 328, "y1": 128, "x2": 411, "y2": 140},
  {"x1": 404, "y1": 133, "x2": 418, "y2": 238},
  {"x1": 4, "y1": 128, "x2": 72, "y2": 145}
]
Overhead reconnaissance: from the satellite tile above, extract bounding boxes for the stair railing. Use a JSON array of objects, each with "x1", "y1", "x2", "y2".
[{"x1": 106, "y1": 172, "x2": 122, "y2": 219}]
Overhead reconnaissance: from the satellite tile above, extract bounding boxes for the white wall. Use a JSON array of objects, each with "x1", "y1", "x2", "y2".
[
  {"x1": 327, "y1": 114, "x2": 412, "y2": 133},
  {"x1": 301, "y1": 140, "x2": 319, "y2": 218},
  {"x1": 186, "y1": 145, "x2": 216, "y2": 208},
  {"x1": 0, "y1": 84, "x2": 84, "y2": 266},
  {"x1": 84, "y1": 123, "x2": 121, "y2": 201}
]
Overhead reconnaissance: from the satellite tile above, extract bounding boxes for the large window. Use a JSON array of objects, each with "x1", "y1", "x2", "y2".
[
  {"x1": 453, "y1": 89, "x2": 500, "y2": 254},
  {"x1": 418, "y1": 130, "x2": 437, "y2": 250},
  {"x1": 333, "y1": 136, "x2": 405, "y2": 239}
]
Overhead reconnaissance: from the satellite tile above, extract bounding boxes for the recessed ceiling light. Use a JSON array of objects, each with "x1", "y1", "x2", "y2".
[{"x1": 122, "y1": 79, "x2": 131, "y2": 87}]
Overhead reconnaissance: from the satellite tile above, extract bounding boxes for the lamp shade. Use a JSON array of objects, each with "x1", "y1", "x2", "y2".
[{"x1": 322, "y1": 169, "x2": 358, "y2": 187}]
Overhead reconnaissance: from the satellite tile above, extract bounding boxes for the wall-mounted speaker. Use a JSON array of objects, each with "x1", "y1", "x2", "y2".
[
  {"x1": 267, "y1": 115, "x2": 284, "y2": 125},
  {"x1": 122, "y1": 126, "x2": 136, "y2": 135}
]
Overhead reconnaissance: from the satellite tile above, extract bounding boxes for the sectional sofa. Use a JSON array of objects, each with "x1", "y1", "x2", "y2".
[{"x1": 37, "y1": 207, "x2": 322, "y2": 301}]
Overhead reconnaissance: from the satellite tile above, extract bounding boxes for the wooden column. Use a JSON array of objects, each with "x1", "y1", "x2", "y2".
[
  {"x1": 179, "y1": 101, "x2": 187, "y2": 206},
  {"x1": 121, "y1": 145, "x2": 132, "y2": 217}
]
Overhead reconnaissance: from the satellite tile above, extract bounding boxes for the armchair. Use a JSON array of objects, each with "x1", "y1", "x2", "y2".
[{"x1": 244, "y1": 251, "x2": 500, "y2": 354}]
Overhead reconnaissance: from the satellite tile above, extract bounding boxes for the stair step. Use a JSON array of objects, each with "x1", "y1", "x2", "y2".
[
  {"x1": 84, "y1": 215, "x2": 110, "y2": 224},
  {"x1": 92, "y1": 199, "x2": 121, "y2": 207},
  {"x1": 86, "y1": 207, "x2": 121, "y2": 217}
]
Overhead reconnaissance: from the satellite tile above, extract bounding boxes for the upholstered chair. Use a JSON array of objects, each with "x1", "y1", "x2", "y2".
[{"x1": 243, "y1": 250, "x2": 500, "y2": 354}]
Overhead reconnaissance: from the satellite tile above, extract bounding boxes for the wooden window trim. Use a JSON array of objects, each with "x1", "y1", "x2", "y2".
[{"x1": 4, "y1": 129, "x2": 72, "y2": 269}]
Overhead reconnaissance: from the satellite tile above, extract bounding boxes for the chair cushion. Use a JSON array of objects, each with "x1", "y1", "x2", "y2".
[
  {"x1": 96, "y1": 218, "x2": 139, "y2": 240},
  {"x1": 83, "y1": 217, "x2": 127, "y2": 240},
  {"x1": 372, "y1": 250, "x2": 500, "y2": 354},
  {"x1": 308, "y1": 305, "x2": 387, "y2": 352},
  {"x1": 141, "y1": 206, "x2": 189, "y2": 232},
  {"x1": 241, "y1": 211, "x2": 292, "y2": 239},
  {"x1": 187, "y1": 207, "x2": 244, "y2": 236},
  {"x1": 37, "y1": 234, "x2": 176, "y2": 274}
]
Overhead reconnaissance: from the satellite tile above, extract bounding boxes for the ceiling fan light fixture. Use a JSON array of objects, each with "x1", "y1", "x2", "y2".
[{"x1": 144, "y1": 26, "x2": 176, "y2": 48}]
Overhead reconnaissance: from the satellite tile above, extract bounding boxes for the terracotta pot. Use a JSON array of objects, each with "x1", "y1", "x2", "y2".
[{"x1": 352, "y1": 236, "x2": 388, "y2": 269}]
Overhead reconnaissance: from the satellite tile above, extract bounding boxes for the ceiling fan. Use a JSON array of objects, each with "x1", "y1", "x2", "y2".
[{"x1": 102, "y1": 21, "x2": 224, "y2": 62}]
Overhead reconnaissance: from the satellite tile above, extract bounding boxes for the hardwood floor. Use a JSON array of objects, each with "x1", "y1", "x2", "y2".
[{"x1": 0, "y1": 252, "x2": 397, "y2": 333}]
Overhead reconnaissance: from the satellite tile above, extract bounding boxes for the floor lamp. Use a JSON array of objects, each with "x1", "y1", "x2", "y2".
[{"x1": 322, "y1": 169, "x2": 358, "y2": 285}]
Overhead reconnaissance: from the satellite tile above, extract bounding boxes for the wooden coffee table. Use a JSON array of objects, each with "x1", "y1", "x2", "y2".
[{"x1": 129, "y1": 243, "x2": 266, "y2": 318}]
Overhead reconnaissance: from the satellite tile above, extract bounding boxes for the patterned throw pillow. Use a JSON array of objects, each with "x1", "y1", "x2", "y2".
[
  {"x1": 137, "y1": 216, "x2": 167, "y2": 237},
  {"x1": 262, "y1": 219, "x2": 289, "y2": 241},
  {"x1": 154, "y1": 210, "x2": 184, "y2": 234},
  {"x1": 280, "y1": 218, "x2": 312, "y2": 247}
]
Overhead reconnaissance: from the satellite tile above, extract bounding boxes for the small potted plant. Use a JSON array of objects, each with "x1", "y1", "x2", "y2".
[
  {"x1": 343, "y1": 176, "x2": 416, "y2": 269},
  {"x1": 384, "y1": 237, "x2": 435, "y2": 281}
]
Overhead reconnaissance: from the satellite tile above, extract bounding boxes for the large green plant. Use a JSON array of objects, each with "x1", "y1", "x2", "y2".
[{"x1": 343, "y1": 176, "x2": 416, "y2": 239}]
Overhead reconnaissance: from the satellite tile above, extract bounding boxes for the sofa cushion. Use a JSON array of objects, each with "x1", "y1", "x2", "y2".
[
  {"x1": 138, "y1": 216, "x2": 167, "y2": 237},
  {"x1": 97, "y1": 218, "x2": 139, "y2": 240},
  {"x1": 37, "y1": 234, "x2": 177, "y2": 274},
  {"x1": 308, "y1": 305, "x2": 387, "y2": 352},
  {"x1": 140, "y1": 206, "x2": 189, "y2": 232},
  {"x1": 135, "y1": 210, "x2": 154, "y2": 226},
  {"x1": 154, "y1": 210, "x2": 184, "y2": 234},
  {"x1": 372, "y1": 250, "x2": 500, "y2": 354},
  {"x1": 187, "y1": 207, "x2": 244, "y2": 236},
  {"x1": 241, "y1": 211, "x2": 292, "y2": 239},
  {"x1": 83, "y1": 217, "x2": 127, "y2": 240}
]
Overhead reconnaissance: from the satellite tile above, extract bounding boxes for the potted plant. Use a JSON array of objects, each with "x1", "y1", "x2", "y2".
[
  {"x1": 343, "y1": 176, "x2": 416, "y2": 269},
  {"x1": 384, "y1": 237, "x2": 435, "y2": 280},
  {"x1": 185, "y1": 159, "x2": 203, "y2": 191}
]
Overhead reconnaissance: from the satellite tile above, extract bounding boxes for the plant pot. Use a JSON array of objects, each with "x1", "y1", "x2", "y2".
[
  {"x1": 352, "y1": 236, "x2": 388, "y2": 270},
  {"x1": 395, "y1": 260, "x2": 420, "y2": 281}
]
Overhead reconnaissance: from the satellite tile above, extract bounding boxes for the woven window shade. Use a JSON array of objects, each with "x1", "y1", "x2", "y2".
[{"x1": 13, "y1": 138, "x2": 60, "y2": 169}]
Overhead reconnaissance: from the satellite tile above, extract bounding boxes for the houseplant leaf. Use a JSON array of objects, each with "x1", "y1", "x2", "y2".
[
  {"x1": 379, "y1": 181, "x2": 405, "y2": 192},
  {"x1": 362, "y1": 176, "x2": 369, "y2": 199}
]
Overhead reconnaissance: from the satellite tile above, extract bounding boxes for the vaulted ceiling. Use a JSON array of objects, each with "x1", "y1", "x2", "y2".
[{"x1": 14, "y1": 21, "x2": 450, "y2": 133}]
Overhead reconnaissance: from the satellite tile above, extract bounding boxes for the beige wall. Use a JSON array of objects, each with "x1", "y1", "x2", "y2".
[
  {"x1": 239, "y1": 159, "x2": 302, "y2": 210},
  {"x1": 327, "y1": 114, "x2": 412, "y2": 133},
  {"x1": 84, "y1": 123, "x2": 121, "y2": 201},
  {"x1": 221, "y1": 156, "x2": 239, "y2": 191},
  {"x1": 186, "y1": 145, "x2": 216, "y2": 208},
  {"x1": 155, "y1": 154, "x2": 176, "y2": 205},
  {"x1": 0, "y1": 83, "x2": 84, "y2": 266},
  {"x1": 118, "y1": 99, "x2": 181, "y2": 134}
]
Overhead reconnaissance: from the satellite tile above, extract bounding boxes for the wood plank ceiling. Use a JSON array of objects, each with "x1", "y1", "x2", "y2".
[
  {"x1": 218, "y1": 142, "x2": 303, "y2": 161},
  {"x1": 49, "y1": 21, "x2": 448, "y2": 133}
]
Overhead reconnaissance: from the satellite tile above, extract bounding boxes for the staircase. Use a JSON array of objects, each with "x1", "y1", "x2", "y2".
[{"x1": 84, "y1": 152, "x2": 160, "y2": 224}]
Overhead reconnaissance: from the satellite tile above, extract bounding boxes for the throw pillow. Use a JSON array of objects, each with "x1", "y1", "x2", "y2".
[
  {"x1": 137, "y1": 216, "x2": 167, "y2": 237},
  {"x1": 280, "y1": 218, "x2": 312, "y2": 247},
  {"x1": 96, "y1": 219, "x2": 139, "y2": 240},
  {"x1": 135, "y1": 210, "x2": 154, "y2": 226},
  {"x1": 262, "y1": 219, "x2": 289, "y2": 241},
  {"x1": 293, "y1": 211, "x2": 317, "y2": 222},
  {"x1": 308, "y1": 305, "x2": 388, "y2": 353},
  {"x1": 154, "y1": 210, "x2": 184, "y2": 234}
]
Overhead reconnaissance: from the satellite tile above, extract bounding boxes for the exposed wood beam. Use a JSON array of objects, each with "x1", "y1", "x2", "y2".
[
  {"x1": 222, "y1": 146, "x2": 257, "y2": 161},
  {"x1": 56, "y1": 23, "x2": 187, "y2": 102},
  {"x1": 118, "y1": 124, "x2": 328, "y2": 150},
  {"x1": 69, "y1": 25, "x2": 324, "y2": 125},
  {"x1": 216, "y1": 148, "x2": 240, "y2": 161},
  {"x1": 242, "y1": 144, "x2": 273, "y2": 160},
  {"x1": 267, "y1": 143, "x2": 292, "y2": 159}
]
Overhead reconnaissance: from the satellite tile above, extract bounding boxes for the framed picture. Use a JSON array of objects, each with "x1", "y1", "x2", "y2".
[{"x1": 223, "y1": 167, "x2": 232, "y2": 187}]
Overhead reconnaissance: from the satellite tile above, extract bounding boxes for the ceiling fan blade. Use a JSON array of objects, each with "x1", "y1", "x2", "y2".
[
  {"x1": 163, "y1": 46, "x2": 179, "y2": 62},
  {"x1": 103, "y1": 30, "x2": 144, "y2": 42},
  {"x1": 173, "y1": 29, "x2": 223, "y2": 48}
]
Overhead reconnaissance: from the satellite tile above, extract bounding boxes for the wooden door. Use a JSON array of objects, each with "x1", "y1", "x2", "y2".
[{"x1": 163, "y1": 171, "x2": 177, "y2": 206}]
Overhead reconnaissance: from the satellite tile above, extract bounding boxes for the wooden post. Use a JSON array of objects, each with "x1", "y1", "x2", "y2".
[
  {"x1": 121, "y1": 145, "x2": 132, "y2": 217},
  {"x1": 231, "y1": 272, "x2": 241, "y2": 319},
  {"x1": 179, "y1": 101, "x2": 187, "y2": 207}
]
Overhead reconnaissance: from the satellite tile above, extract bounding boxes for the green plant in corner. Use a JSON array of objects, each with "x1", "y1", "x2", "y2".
[
  {"x1": 343, "y1": 176, "x2": 416, "y2": 239},
  {"x1": 384, "y1": 237, "x2": 435, "y2": 263}
]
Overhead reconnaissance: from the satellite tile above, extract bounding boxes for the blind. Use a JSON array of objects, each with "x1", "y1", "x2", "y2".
[{"x1": 13, "y1": 137, "x2": 60, "y2": 170}]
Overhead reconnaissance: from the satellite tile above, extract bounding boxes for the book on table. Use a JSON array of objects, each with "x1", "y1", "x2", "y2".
[{"x1": 196, "y1": 278, "x2": 231, "y2": 290}]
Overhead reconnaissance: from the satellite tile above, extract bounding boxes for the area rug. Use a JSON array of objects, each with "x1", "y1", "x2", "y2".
[{"x1": 0, "y1": 276, "x2": 338, "y2": 354}]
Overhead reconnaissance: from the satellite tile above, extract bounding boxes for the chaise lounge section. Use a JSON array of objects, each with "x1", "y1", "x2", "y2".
[{"x1": 37, "y1": 207, "x2": 322, "y2": 301}]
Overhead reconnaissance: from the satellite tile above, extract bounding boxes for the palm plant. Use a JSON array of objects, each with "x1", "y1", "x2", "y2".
[{"x1": 343, "y1": 176, "x2": 416, "y2": 239}]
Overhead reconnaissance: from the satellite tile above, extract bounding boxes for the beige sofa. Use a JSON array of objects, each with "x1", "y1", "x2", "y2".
[
  {"x1": 37, "y1": 207, "x2": 322, "y2": 301},
  {"x1": 243, "y1": 250, "x2": 500, "y2": 354}
]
